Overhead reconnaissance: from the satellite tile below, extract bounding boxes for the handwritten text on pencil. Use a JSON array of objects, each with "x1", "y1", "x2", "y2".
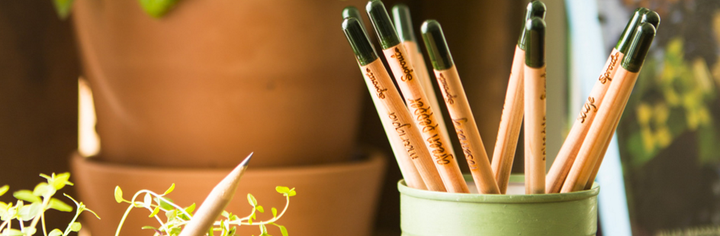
[
  {"x1": 388, "y1": 112, "x2": 419, "y2": 160},
  {"x1": 599, "y1": 52, "x2": 619, "y2": 84},
  {"x1": 408, "y1": 98, "x2": 452, "y2": 165},
  {"x1": 578, "y1": 97, "x2": 598, "y2": 123},
  {"x1": 438, "y1": 73, "x2": 458, "y2": 104},
  {"x1": 390, "y1": 47, "x2": 414, "y2": 82},
  {"x1": 365, "y1": 68, "x2": 388, "y2": 99},
  {"x1": 452, "y1": 118, "x2": 477, "y2": 169}
]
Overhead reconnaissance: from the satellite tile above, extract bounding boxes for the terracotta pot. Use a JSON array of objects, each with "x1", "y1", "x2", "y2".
[
  {"x1": 71, "y1": 0, "x2": 366, "y2": 168},
  {"x1": 71, "y1": 149, "x2": 386, "y2": 236}
]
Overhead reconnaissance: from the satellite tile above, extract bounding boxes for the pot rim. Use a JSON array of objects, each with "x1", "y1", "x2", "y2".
[{"x1": 398, "y1": 174, "x2": 599, "y2": 203}]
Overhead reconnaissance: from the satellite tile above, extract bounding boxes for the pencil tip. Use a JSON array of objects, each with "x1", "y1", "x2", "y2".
[
  {"x1": 616, "y1": 8, "x2": 651, "y2": 53},
  {"x1": 518, "y1": 1, "x2": 547, "y2": 49},
  {"x1": 342, "y1": 17, "x2": 378, "y2": 66},
  {"x1": 642, "y1": 10, "x2": 660, "y2": 29},
  {"x1": 240, "y1": 153, "x2": 253, "y2": 167},
  {"x1": 366, "y1": 0, "x2": 400, "y2": 49},
  {"x1": 420, "y1": 20, "x2": 454, "y2": 70},
  {"x1": 342, "y1": 6, "x2": 361, "y2": 20},
  {"x1": 524, "y1": 17, "x2": 546, "y2": 68},
  {"x1": 622, "y1": 22, "x2": 656, "y2": 72},
  {"x1": 392, "y1": 3, "x2": 415, "y2": 43}
]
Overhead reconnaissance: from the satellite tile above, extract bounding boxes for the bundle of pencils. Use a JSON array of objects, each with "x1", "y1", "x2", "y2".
[{"x1": 342, "y1": 0, "x2": 659, "y2": 194}]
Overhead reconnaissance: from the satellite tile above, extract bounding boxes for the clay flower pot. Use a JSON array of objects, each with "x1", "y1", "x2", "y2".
[
  {"x1": 71, "y1": 0, "x2": 367, "y2": 168},
  {"x1": 71, "y1": 149, "x2": 386, "y2": 236}
]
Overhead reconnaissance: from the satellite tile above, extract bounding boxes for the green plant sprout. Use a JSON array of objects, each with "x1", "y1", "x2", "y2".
[
  {"x1": 114, "y1": 184, "x2": 296, "y2": 236},
  {"x1": 0, "y1": 173, "x2": 100, "y2": 236}
]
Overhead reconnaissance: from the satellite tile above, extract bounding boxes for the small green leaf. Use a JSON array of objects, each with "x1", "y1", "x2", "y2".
[
  {"x1": 21, "y1": 227, "x2": 36, "y2": 236},
  {"x1": 52, "y1": 0, "x2": 75, "y2": 19},
  {"x1": 1, "y1": 228, "x2": 25, "y2": 236},
  {"x1": 278, "y1": 225, "x2": 288, "y2": 236},
  {"x1": 141, "y1": 226, "x2": 157, "y2": 230},
  {"x1": 50, "y1": 172, "x2": 73, "y2": 190},
  {"x1": 13, "y1": 190, "x2": 41, "y2": 203},
  {"x1": 0, "y1": 185, "x2": 8, "y2": 197},
  {"x1": 138, "y1": 0, "x2": 180, "y2": 18},
  {"x1": 271, "y1": 207, "x2": 277, "y2": 218},
  {"x1": 114, "y1": 186, "x2": 124, "y2": 203},
  {"x1": 256, "y1": 205, "x2": 264, "y2": 213},
  {"x1": 184, "y1": 203, "x2": 196, "y2": 214},
  {"x1": 287, "y1": 188, "x2": 296, "y2": 197},
  {"x1": 248, "y1": 217, "x2": 252, "y2": 225},
  {"x1": 275, "y1": 186, "x2": 290, "y2": 194},
  {"x1": 163, "y1": 183, "x2": 175, "y2": 195},
  {"x1": 259, "y1": 224, "x2": 268, "y2": 234},
  {"x1": 149, "y1": 206, "x2": 160, "y2": 218},
  {"x1": 221, "y1": 210, "x2": 230, "y2": 218},
  {"x1": 48, "y1": 229, "x2": 63, "y2": 236},
  {"x1": 143, "y1": 193, "x2": 152, "y2": 207},
  {"x1": 18, "y1": 202, "x2": 42, "y2": 221},
  {"x1": 71, "y1": 222, "x2": 82, "y2": 232},
  {"x1": 157, "y1": 197, "x2": 175, "y2": 211},
  {"x1": 247, "y1": 194, "x2": 257, "y2": 206},
  {"x1": 48, "y1": 198, "x2": 73, "y2": 212},
  {"x1": 33, "y1": 183, "x2": 52, "y2": 198}
]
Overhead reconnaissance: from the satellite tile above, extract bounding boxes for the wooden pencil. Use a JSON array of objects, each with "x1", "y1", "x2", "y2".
[
  {"x1": 367, "y1": 0, "x2": 468, "y2": 193},
  {"x1": 421, "y1": 20, "x2": 500, "y2": 194},
  {"x1": 546, "y1": 8, "x2": 652, "y2": 193},
  {"x1": 391, "y1": 4, "x2": 453, "y2": 152},
  {"x1": 491, "y1": 0, "x2": 546, "y2": 194},
  {"x1": 523, "y1": 17, "x2": 547, "y2": 194},
  {"x1": 561, "y1": 22, "x2": 656, "y2": 193},
  {"x1": 342, "y1": 17, "x2": 446, "y2": 191},
  {"x1": 342, "y1": 7, "x2": 427, "y2": 190},
  {"x1": 178, "y1": 154, "x2": 252, "y2": 236},
  {"x1": 582, "y1": 10, "x2": 661, "y2": 190}
]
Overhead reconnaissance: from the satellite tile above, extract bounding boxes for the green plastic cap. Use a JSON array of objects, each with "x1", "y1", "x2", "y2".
[
  {"x1": 421, "y1": 20, "x2": 454, "y2": 70},
  {"x1": 622, "y1": 22, "x2": 656, "y2": 72},
  {"x1": 392, "y1": 4, "x2": 417, "y2": 44},
  {"x1": 366, "y1": 0, "x2": 401, "y2": 49},
  {"x1": 642, "y1": 10, "x2": 661, "y2": 30},
  {"x1": 615, "y1": 8, "x2": 649, "y2": 53},
  {"x1": 342, "y1": 17, "x2": 379, "y2": 66},
  {"x1": 524, "y1": 17, "x2": 546, "y2": 68},
  {"x1": 518, "y1": 1, "x2": 547, "y2": 50},
  {"x1": 342, "y1": 6, "x2": 363, "y2": 21}
]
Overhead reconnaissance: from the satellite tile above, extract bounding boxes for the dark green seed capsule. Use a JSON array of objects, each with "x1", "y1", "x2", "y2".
[
  {"x1": 421, "y1": 20, "x2": 454, "y2": 71},
  {"x1": 518, "y1": 1, "x2": 547, "y2": 50},
  {"x1": 392, "y1": 4, "x2": 417, "y2": 44},
  {"x1": 615, "y1": 8, "x2": 649, "y2": 53},
  {"x1": 342, "y1": 17, "x2": 379, "y2": 66},
  {"x1": 524, "y1": 17, "x2": 546, "y2": 68},
  {"x1": 622, "y1": 22, "x2": 656, "y2": 73},
  {"x1": 366, "y1": 0, "x2": 401, "y2": 49}
]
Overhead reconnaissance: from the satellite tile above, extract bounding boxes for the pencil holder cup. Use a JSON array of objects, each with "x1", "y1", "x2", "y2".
[{"x1": 398, "y1": 174, "x2": 599, "y2": 236}]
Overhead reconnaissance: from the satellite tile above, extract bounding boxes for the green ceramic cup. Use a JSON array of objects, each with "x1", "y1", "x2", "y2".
[{"x1": 398, "y1": 174, "x2": 599, "y2": 236}]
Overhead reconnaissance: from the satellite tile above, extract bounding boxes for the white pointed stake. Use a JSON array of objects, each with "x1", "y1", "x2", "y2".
[{"x1": 179, "y1": 153, "x2": 253, "y2": 236}]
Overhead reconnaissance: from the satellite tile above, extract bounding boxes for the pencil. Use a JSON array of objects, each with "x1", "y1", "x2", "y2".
[
  {"x1": 392, "y1": 4, "x2": 453, "y2": 153},
  {"x1": 366, "y1": 0, "x2": 468, "y2": 193},
  {"x1": 342, "y1": 17, "x2": 447, "y2": 192},
  {"x1": 561, "y1": 22, "x2": 656, "y2": 193},
  {"x1": 546, "y1": 8, "x2": 654, "y2": 193},
  {"x1": 342, "y1": 7, "x2": 427, "y2": 190},
  {"x1": 420, "y1": 20, "x2": 500, "y2": 194},
  {"x1": 178, "y1": 153, "x2": 252, "y2": 236},
  {"x1": 491, "y1": 0, "x2": 546, "y2": 194},
  {"x1": 582, "y1": 10, "x2": 661, "y2": 190},
  {"x1": 523, "y1": 17, "x2": 547, "y2": 194}
]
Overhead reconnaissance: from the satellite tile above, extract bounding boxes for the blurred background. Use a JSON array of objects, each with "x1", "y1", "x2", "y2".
[{"x1": 1, "y1": 0, "x2": 719, "y2": 236}]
